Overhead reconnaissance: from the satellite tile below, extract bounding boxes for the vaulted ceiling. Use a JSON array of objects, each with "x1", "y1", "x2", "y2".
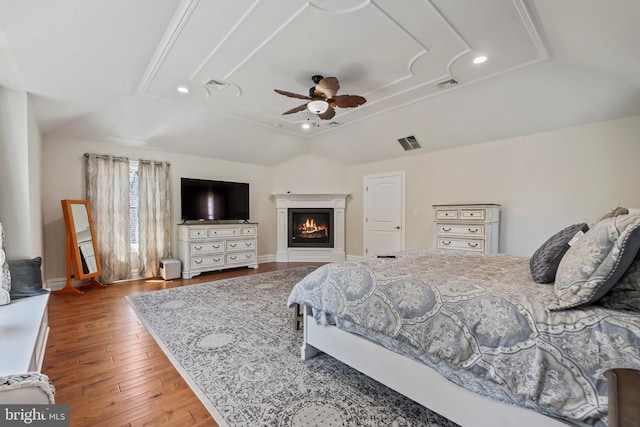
[{"x1": 1, "y1": 0, "x2": 639, "y2": 166}]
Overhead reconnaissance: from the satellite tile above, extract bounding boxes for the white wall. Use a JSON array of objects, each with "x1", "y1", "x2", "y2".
[
  {"x1": 27, "y1": 98, "x2": 43, "y2": 259},
  {"x1": 273, "y1": 152, "x2": 349, "y2": 194},
  {"x1": 41, "y1": 136, "x2": 275, "y2": 283},
  {"x1": 345, "y1": 115, "x2": 640, "y2": 257},
  {"x1": 38, "y1": 114, "x2": 640, "y2": 282},
  {"x1": 0, "y1": 87, "x2": 42, "y2": 259}
]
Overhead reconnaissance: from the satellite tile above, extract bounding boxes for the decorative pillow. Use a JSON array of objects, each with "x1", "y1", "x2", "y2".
[
  {"x1": 0, "y1": 222, "x2": 11, "y2": 306},
  {"x1": 530, "y1": 223, "x2": 589, "y2": 284},
  {"x1": 596, "y1": 206, "x2": 629, "y2": 222},
  {"x1": 597, "y1": 253, "x2": 640, "y2": 312},
  {"x1": 8, "y1": 257, "x2": 48, "y2": 299},
  {"x1": 549, "y1": 214, "x2": 640, "y2": 311}
]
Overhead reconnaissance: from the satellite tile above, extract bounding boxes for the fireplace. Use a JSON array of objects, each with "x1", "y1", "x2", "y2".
[
  {"x1": 274, "y1": 193, "x2": 347, "y2": 262},
  {"x1": 288, "y1": 208, "x2": 334, "y2": 248}
]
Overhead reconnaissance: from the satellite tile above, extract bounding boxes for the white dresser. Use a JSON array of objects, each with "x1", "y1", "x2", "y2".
[
  {"x1": 178, "y1": 223, "x2": 258, "y2": 278},
  {"x1": 432, "y1": 204, "x2": 500, "y2": 253}
]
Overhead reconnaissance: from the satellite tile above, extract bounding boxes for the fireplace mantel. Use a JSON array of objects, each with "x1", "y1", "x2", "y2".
[{"x1": 273, "y1": 194, "x2": 348, "y2": 262}]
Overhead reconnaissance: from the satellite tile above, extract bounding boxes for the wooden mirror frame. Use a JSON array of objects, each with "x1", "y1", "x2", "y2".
[{"x1": 58, "y1": 199, "x2": 107, "y2": 295}]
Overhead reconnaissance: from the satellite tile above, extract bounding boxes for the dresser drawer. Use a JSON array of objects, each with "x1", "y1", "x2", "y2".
[
  {"x1": 209, "y1": 227, "x2": 240, "y2": 237},
  {"x1": 226, "y1": 239, "x2": 256, "y2": 252},
  {"x1": 436, "y1": 238, "x2": 484, "y2": 251},
  {"x1": 460, "y1": 209, "x2": 485, "y2": 220},
  {"x1": 188, "y1": 228, "x2": 209, "y2": 239},
  {"x1": 191, "y1": 255, "x2": 224, "y2": 269},
  {"x1": 190, "y1": 241, "x2": 224, "y2": 255},
  {"x1": 437, "y1": 224, "x2": 485, "y2": 237},
  {"x1": 436, "y1": 209, "x2": 458, "y2": 220},
  {"x1": 241, "y1": 227, "x2": 257, "y2": 236},
  {"x1": 226, "y1": 251, "x2": 256, "y2": 264}
]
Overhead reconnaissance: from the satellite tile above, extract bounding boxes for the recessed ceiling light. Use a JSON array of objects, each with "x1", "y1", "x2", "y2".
[
  {"x1": 301, "y1": 122, "x2": 311, "y2": 129},
  {"x1": 177, "y1": 85, "x2": 189, "y2": 94},
  {"x1": 473, "y1": 55, "x2": 487, "y2": 65}
]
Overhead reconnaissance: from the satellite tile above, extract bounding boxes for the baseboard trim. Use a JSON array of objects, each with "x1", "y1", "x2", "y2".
[
  {"x1": 45, "y1": 253, "x2": 352, "y2": 289},
  {"x1": 46, "y1": 269, "x2": 143, "y2": 290}
]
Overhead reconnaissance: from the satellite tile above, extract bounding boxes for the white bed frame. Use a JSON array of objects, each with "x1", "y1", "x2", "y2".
[{"x1": 300, "y1": 306, "x2": 584, "y2": 427}]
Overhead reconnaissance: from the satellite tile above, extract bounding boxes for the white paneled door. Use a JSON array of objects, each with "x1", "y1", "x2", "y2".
[{"x1": 363, "y1": 171, "x2": 405, "y2": 258}]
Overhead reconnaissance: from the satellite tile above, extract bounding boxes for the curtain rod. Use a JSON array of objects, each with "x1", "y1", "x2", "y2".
[{"x1": 84, "y1": 153, "x2": 170, "y2": 166}]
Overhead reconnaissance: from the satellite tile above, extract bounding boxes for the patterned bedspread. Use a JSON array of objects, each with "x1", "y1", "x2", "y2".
[{"x1": 287, "y1": 249, "x2": 640, "y2": 426}]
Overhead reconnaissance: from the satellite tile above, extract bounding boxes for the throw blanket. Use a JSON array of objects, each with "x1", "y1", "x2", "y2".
[{"x1": 287, "y1": 249, "x2": 640, "y2": 426}]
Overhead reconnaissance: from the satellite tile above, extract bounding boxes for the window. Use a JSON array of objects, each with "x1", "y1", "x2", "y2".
[{"x1": 129, "y1": 161, "x2": 139, "y2": 252}]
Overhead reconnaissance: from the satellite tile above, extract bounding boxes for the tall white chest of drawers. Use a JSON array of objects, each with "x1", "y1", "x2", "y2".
[
  {"x1": 178, "y1": 223, "x2": 258, "y2": 278},
  {"x1": 432, "y1": 204, "x2": 500, "y2": 253}
]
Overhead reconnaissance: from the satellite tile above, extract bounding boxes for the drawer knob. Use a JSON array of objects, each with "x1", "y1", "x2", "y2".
[
  {"x1": 213, "y1": 257, "x2": 220, "y2": 262},
  {"x1": 468, "y1": 242, "x2": 479, "y2": 248},
  {"x1": 230, "y1": 255, "x2": 237, "y2": 260},
  {"x1": 442, "y1": 227, "x2": 451, "y2": 232},
  {"x1": 245, "y1": 254, "x2": 252, "y2": 258},
  {"x1": 230, "y1": 243, "x2": 236, "y2": 248},
  {"x1": 468, "y1": 228, "x2": 479, "y2": 233},
  {"x1": 442, "y1": 241, "x2": 451, "y2": 246},
  {"x1": 245, "y1": 242, "x2": 252, "y2": 246},
  {"x1": 194, "y1": 245, "x2": 202, "y2": 250},
  {"x1": 194, "y1": 259, "x2": 203, "y2": 264}
]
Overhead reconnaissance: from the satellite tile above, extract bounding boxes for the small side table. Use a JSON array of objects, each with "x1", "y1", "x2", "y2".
[{"x1": 605, "y1": 369, "x2": 640, "y2": 427}]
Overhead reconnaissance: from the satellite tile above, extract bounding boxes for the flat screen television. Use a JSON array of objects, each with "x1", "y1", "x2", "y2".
[{"x1": 180, "y1": 178, "x2": 250, "y2": 221}]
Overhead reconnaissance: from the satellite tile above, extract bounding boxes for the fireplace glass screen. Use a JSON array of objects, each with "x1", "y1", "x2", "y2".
[{"x1": 288, "y1": 208, "x2": 334, "y2": 248}]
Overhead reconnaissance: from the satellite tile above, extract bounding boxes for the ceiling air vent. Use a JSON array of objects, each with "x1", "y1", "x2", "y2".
[
  {"x1": 398, "y1": 135, "x2": 421, "y2": 151},
  {"x1": 204, "y1": 78, "x2": 230, "y2": 90},
  {"x1": 436, "y1": 78, "x2": 459, "y2": 89}
]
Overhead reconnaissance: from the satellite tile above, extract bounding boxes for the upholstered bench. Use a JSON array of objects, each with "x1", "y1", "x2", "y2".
[{"x1": 0, "y1": 292, "x2": 54, "y2": 403}]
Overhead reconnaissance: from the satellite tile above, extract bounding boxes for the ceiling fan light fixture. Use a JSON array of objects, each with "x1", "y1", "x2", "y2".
[{"x1": 307, "y1": 100, "x2": 329, "y2": 114}]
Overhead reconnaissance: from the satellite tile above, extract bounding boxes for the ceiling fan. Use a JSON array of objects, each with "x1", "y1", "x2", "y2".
[{"x1": 274, "y1": 75, "x2": 366, "y2": 120}]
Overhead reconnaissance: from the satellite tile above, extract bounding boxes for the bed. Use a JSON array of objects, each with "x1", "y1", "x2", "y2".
[{"x1": 287, "y1": 212, "x2": 640, "y2": 427}]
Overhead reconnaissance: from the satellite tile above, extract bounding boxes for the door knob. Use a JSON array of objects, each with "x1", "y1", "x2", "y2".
[{"x1": 395, "y1": 226, "x2": 401, "y2": 229}]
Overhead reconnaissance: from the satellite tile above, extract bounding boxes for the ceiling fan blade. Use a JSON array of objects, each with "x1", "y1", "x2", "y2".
[
  {"x1": 333, "y1": 95, "x2": 366, "y2": 108},
  {"x1": 274, "y1": 89, "x2": 311, "y2": 100},
  {"x1": 314, "y1": 77, "x2": 340, "y2": 99},
  {"x1": 282, "y1": 103, "x2": 309, "y2": 115},
  {"x1": 318, "y1": 106, "x2": 335, "y2": 120}
]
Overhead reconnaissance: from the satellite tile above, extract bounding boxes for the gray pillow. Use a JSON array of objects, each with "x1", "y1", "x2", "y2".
[
  {"x1": 549, "y1": 214, "x2": 640, "y2": 311},
  {"x1": 8, "y1": 257, "x2": 48, "y2": 299},
  {"x1": 0, "y1": 222, "x2": 10, "y2": 305},
  {"x1": 530, "y1": 223, "x2": 589, "y2": 284},
  {"x1": 598, "y1": 254, "x2": 640, "y2": 312}
]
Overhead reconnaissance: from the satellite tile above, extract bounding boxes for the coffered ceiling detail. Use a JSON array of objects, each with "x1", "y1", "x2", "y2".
[
  {"x1": 1, "y1": 0, "x2": 639, "y2": 166},
  {"x1": 138, "y1": 0, "x2": 546, "y2": 136}
]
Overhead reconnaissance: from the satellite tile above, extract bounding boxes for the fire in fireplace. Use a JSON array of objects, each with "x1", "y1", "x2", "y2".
[{"x1": 288, "y1": 208, "x2": 334, "y2": 248}]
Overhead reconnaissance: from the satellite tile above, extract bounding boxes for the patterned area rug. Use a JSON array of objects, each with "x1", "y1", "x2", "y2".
[{"x1": 126, "y1": 267, "x2": 459, "y2": 427}]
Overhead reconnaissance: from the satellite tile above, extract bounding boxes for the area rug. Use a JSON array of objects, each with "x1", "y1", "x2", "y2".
[{"x1": 126, "y1": 267, "x2": 459, "y2": 427}]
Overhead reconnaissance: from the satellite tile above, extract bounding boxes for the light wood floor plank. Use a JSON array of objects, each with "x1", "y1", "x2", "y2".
[{"x1": 44, "y1": 262, "x2": 322, "y2": 427}]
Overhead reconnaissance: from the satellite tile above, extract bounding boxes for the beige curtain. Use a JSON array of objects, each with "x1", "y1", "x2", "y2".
[
  {"x1": 85, "y1": 154, "x2": 132, "y2": 283},
  {"x1": 137, "y1": 160, "x2": 171, "y2": 278}
]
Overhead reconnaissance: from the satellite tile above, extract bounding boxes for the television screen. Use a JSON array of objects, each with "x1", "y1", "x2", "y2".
[{"x1": 181, "y1": 178, "x2": 249, "y2": 221}]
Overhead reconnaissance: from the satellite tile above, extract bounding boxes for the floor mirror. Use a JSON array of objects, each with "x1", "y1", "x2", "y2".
[{"x1": 58, "y1": 199, "x2": 107, "y2": 295}]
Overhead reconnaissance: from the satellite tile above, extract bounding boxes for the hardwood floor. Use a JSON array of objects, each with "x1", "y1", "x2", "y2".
[{"x1": 44, "y1": 262, "x2": 323, "y2": 427}]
